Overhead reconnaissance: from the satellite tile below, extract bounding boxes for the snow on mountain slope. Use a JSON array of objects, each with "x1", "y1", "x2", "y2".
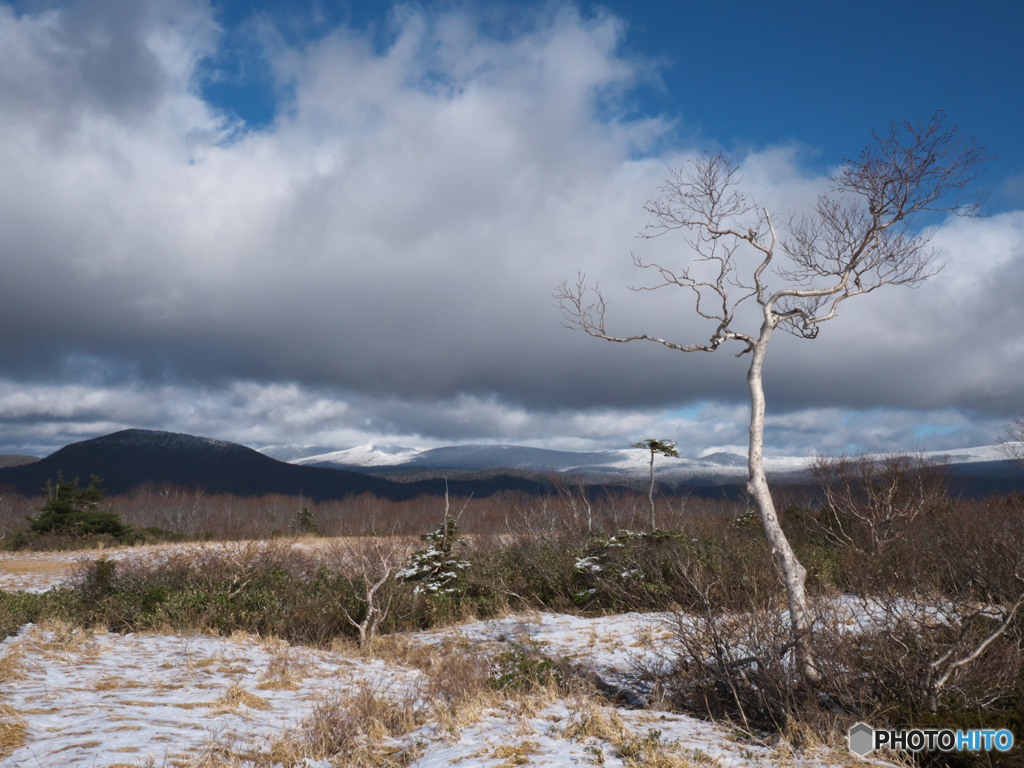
[
  {"x1": 291, "y1": 442, "x2": 809, "y2": 483},
  {"x1": 921, "y1": 444, "x2": 1013, "y2": 464},
  {"x1": 295, "y1": 443, "x2": 427, "y2": 467},
  {"x1": 288, "y1": 441, "x2": 1019, "y2": 485},
  {"x1": 255, "y1": 443, "x2": 340, "y2": 462}
]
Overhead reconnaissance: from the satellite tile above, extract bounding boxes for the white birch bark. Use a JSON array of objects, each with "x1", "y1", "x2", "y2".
[
  {"x1": 746, "y1": 317, "x2": 819, "y2": 682},
  {"x1": 556, "y1": 114, "x2": 988, "y2": 686}
]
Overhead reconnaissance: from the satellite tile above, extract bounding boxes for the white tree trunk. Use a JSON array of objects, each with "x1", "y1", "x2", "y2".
[
  {"x1": 648, "y1": 450, "x2": 656, "y2": 531},
  {"x1": 746, "y1": 318, "x2": 820, "y2": 683}
]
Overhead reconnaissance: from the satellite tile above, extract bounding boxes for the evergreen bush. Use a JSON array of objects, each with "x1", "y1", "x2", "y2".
[{"x1": 28, "y1": 475, "x2": 135, "y2": 543}]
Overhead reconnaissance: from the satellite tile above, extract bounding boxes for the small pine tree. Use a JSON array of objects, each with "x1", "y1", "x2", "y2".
[
  {"x1": 29, "y1": 474, "x2": 134, "y2": 542},
  {"x1": 292, "y1": 507, "x2": 321, "y2": 536},
  {"x1": 397, "y1": 516, "x2": 470, "y2": 597},
  {"x1": 631, "y1": 438, "x2": 679, "y2": 530}
]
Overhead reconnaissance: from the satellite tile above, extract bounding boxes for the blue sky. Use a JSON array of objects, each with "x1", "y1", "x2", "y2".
[
  {"x1": 198, "y1": 0, "x2": 1024, "y2": 203},
  {"x1": 0, "y1": 0, "x2": 1022, "y2": 458}
]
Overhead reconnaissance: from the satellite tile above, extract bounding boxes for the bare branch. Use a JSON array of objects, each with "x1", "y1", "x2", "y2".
[
  {"x1": 553, "y1": 272, "x2": 754, "y2": 354},
  {"x1": 926, "y1": 574, "x2": 1024, "y2": 712},
  {"x1": 836, "y1": 111, "x2": 990, "y2": 219},
  {"x1": 331, "y1": 537, "x2": 405, "y2": 648},
  {"x1": 995, "y1": 413, "x2": 1024, "y2": 471},
  {"x1": 772, "y1": 112, "x2": 985, "y2": 336}
]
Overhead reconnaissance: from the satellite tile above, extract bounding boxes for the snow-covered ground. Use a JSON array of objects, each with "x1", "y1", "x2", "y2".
[
  {"x1": 1, "y1": 546, "x2": 895, "y2": 767},
  {"x1": 0, "y1": 615, "x2": 876, "y2": 768}
]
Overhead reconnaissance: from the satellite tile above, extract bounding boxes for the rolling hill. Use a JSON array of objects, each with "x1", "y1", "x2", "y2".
[{"x1": 0, "y1": 430, "x2": 550, "y2": 500}]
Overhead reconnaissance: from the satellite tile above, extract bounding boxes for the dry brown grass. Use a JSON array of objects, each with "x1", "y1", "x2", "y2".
[
  {"x1": 31, "y1": 621, "x2": 101, "y2": 657},
  {"x1": 266, "y1": 639, "x2": 585, "y2": 765},
  {"x1": 254, "y1": 646, "x2": 314, "y2": 692},
  {"x1": 0, "y1": 648, "x2": 26, "y2": 686},
  {"x1": 563, "y1": 698, "x2": 628, "y2": 742},
  {"x1": 281, "y1": 680, "x2": 421, "y2": 764},
  {"x1": 0, "y1": 554, "x2": 76, "y2": 576},
  {"x1": 210, "y1": 683, "x2": 272, "y2": 713},
  {"x1": 493, "y1": 740, "x2": 543, "y2": 766},
  {"x1": 0, "y1": 704, "x2": 28, "y2": 759},
  {"x1": 92, "y1": 675, "x2": 144, "y2": 692},
  {"x1": 557, "y1": 699, "x2": 719, "y2": 768}
]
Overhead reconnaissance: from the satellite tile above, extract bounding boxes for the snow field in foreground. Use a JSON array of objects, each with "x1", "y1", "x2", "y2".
[{"x1": 0, "y1": 612, "x2": 884, "y2": 767}]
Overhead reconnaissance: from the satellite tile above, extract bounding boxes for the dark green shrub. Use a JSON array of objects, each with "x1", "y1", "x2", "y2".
[
  {"x1": 0, "y1": 588, "x2": 79, "y2": 640},
  {"x1": 490, "y1": 642, "x2": 567, "y2": 692},
  {"x1": 28, "y1": 475, "x2": 136, "y2": 544},
  {"x1": 292, "y1": 507, "x2": 322, "y2": 536}
]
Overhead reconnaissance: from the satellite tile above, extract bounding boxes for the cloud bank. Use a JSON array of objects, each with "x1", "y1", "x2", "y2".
[{"x1": 0, "y1": 0, "x2": 1021, "y2": 456}]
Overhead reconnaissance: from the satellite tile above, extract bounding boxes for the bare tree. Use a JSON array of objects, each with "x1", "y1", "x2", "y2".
[
  {"x1": 631, "y1": 438, "x2": 679, "y2": 531},
  {"x1": 0, "y1": 486, "x2": 11, "y2": 542},
  {"x1": 996, "y1": 413, "x2": 1024, "y2": 471},
  {"x1": 808, "y1": 450, "x2": 949, "y2": 556},
  {"x1": 556, "y1": 113, "x2": 988, "y2": 682},
  {"x1": 551, "y1": 472, "x2": 596, "y2": 534},
  {"x1": 331, "y1": 537, "x2": 406, "y2": 648}
]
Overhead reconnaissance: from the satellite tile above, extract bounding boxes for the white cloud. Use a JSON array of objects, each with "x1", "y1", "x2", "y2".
[{"x1": 0, "y1": 1, "x2": 1021, "y2": 455}]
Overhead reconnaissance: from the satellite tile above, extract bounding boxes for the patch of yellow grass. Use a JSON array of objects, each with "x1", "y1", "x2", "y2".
[
  {"x1": 256, "y1": 678, "x2": 300, "y2": 691},
  {"x1": 557, "y1": 700, "x2": 710, "y2": 768},
  {"x1": 0, "y1": 704, "x2": 28, "y2": 758},
  {"x1": 48, "y1": 739, "x2": 103, "y2": 753},
  {"x1": 92, "y1": 675, "x2": 143, "y2": 691},
  {"x1": 32, "y1": 622, "x2": 101, "y2": 658},
  {"x1": 215, "y1": 665, "x2": 249, "y2": 675},
  {"x1": 563, "y1": 699, "x2": 627, "y2": 742},
  {"x1": 119, "y1": 700, "x2": 204, "y2": 709},
  {"x1": 256, "y1": 647, "x2": 309, "y2": 691},
  {"x1": 210, "y1": 683, "x2": 272, "y2": 713},
  {"x1": 494, "y1": 740, "x2": 542, "y2": 766},
  {"x1": 0, "y1": 649, "x2": 26, "y2": 685}
]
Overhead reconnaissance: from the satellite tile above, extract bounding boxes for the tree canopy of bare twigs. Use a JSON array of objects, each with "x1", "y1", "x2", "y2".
[
  {"x1": 555, "y1": 112, "x2": 989, "y2": 684},
  {"x1": 808, "y1": 450, "x2": 949, "y2": 556},
  {"x1": 996, "y1": 412, "x2": 1024, "y2": 470}
]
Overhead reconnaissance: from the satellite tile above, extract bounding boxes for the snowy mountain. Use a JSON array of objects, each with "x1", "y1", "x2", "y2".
[
  {"x1": 293, "y1": 444, "x2": 427, "y2": 467},
  {"x1": 292, "y1": 441, "x2": 1023, "y2": 490},
  {"x1": 1, "y1": 429, "x2": 1019, "y2": 498},
  {"x1": 294, "y1": 441, "x2": 810, "y2": 482}
]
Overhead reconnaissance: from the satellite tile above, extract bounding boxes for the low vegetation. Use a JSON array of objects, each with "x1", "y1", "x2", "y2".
[{"x1": 1, "y1": 458, "x2": 1022, "y2": 766}]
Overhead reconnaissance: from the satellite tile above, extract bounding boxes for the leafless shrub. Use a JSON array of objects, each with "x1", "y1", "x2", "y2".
[
  {"x1": 552, "y1": 474, "x2": 598, "y2": 536},
  {"x1": 662, "y1": 599, "x2": 800, "y2": 735},
  {"x1": 326, "y1": 537, "x2": 407, "y2": 647},
  {"x1": 659, "y1": 585, "x2": 1024, "y2": 741},
  {"x1": 996, "y1": 412, "x2": 1024, "y2": 471},
  {"x1": 808, "y1": 450, "x2": 950, "y2": 556}
]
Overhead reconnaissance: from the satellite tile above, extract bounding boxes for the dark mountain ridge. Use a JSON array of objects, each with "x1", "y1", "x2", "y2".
[
  {"x1": 1, "y1": 429, "x2": 1019, "y2": 502},
  {"x1": 0, "y1": 454, "x2": 39, "y2": 469},
  {"x1": 0, "y1": 429, "x2": 550, "y2": 501}
]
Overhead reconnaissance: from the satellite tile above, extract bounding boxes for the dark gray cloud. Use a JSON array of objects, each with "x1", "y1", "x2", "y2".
[{"x1": 0, "y1": 1, "x2": 1022, "y2": 457}]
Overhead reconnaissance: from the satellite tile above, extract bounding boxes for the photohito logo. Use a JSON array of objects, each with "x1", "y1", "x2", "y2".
[{"x1": 848, "y1": 722, "x2": 1014, "y2": 756}]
